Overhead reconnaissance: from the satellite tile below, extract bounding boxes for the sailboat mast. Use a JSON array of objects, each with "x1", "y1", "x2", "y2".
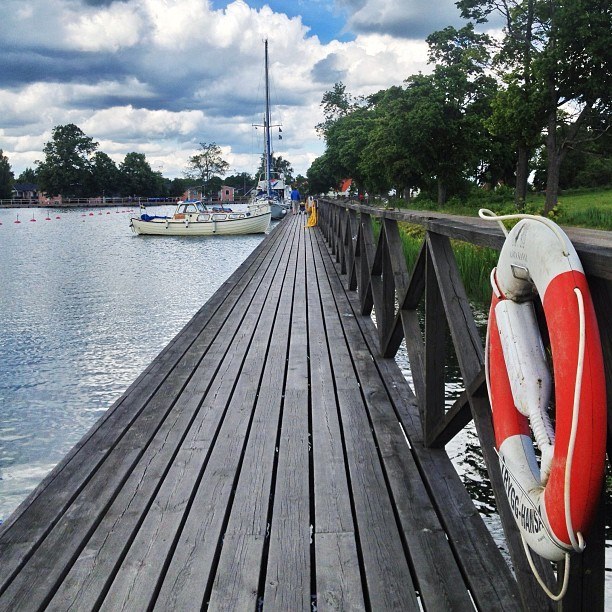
[{"x1": 264, "y1": 39, "x2": 272, "y2": 198}]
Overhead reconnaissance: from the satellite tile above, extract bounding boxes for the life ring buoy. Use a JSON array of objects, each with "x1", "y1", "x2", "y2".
[{"x1": 484, "y1": 212, "x2": 606, "y2": 563}]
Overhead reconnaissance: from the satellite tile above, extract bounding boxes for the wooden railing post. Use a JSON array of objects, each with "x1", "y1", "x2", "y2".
[{"x1": 423, "y1": 237, "x2": 447, "y2": 440}]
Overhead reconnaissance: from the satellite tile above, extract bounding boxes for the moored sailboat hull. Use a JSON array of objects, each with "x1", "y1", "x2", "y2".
[{"x1": 130, "y1": 200, "x2": 271, "y2": 236}]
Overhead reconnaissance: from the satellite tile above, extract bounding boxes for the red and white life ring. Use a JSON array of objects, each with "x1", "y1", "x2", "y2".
[{"x1": 484, "y1": 214, "x2": 606, "y2": 562}]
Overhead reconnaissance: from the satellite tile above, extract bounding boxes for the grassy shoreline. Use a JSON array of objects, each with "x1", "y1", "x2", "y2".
[
  {"x1": 382, "y1": 187, "x2": 611, "y2": 304},
  {"x1": 395, "y1": 223, "x2": 499, "y2": 305},
  {"x1": 386, "y1": 186, "x2": 612, "y2": 231}
]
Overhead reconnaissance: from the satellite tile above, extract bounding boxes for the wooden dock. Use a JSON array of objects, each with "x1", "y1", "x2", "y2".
[{"x1": 0, "y1": 212, "x2": 558, "y2": 610}]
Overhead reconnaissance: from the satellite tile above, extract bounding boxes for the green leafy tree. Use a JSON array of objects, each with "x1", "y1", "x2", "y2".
[
  {"x1": 36, "y1": 124, "x2": 98, "y2": 197},
  {"x1": 169, "y1": 177, "x2": 193, "y2": 198},
  {"x1": 315, "y1": 82, "x2": 360, "y2": 138},
  {"x1": 312, "y1": 27, "x2": 498, "y2": 204},
  {"x1": 0, "y1": 150, "x2": 14, "y2": 199},
  {"x1": 223, "y1": 173, "x2": 254, "y2": 197},
  {"x1": 16, "y1": 167, "x2": 38, "y2": 184},
  {"x1": 457, "y1": 0, "x2": 612, "y2": 211},
  {"x1": 325, "y1": 105, "x2": 375, "y2": 194},
  {"x1": 88, "y1": 152, "x2": 121, "y2": 197},
  {"x1": 457, "y1": 0, "x2": 541, "y2": 208},
  {"x1": 119, "y1": 152, "x2": 160, "y2": 197},
  {"x1": 255, "y1": 155, "x2": 294, "y2": 183},
  {"x1": 363, "y1": 27, "x2": 495, "y2": 205},
  {"x1": 533, "y1": 110, "x2": 612, "y2": 189},
  {"x1": 185, "y1": 142, "x2": 229, "y2": 198},
  {"x1": 294, "y1": 175, "x2": 308, "y2": 190},
  {"x1": 537, "y1": 0, "x2": 611, "y2": 211},
  {"x1": 307, "y1": 153, "x2": 337, "y2": 194},
  {"x1": 359, "y1": 86, "x2": 418, "y2": 197}
]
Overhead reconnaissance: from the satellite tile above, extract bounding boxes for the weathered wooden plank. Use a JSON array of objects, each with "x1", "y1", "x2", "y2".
[
  {"x1": 380, "y1": 219, "x2": 413, "y2": 358},
  {"x1": 348, "y1": 210, "x2": 361, "y2": 292},
  {"x1": 344, "y1": 209, "x2": 358, "y2": 291},
  {"x1": 152, "y1": 280, "x2": 293, "y2": 609},
  {"x1": 425, "y1": 374, "x2": 484, "y2": 448},
  {"x1": 0, "y1": 227, "x2": 289, "y2": 606},
  {"x1": 40, "y1": 223, "x2": 297, "y2": 612},
  {"x1": 358, "y1": 214, "x2": 375, "y2": 316},
  {"x1": 314, "y1": 236, "x2": 423, "y2": 609},
  {"x1": 314, "y1": 225, "x2": 524, "y2": 610},
  {"x1": 315, "y1": 533, "x2": 365, "y2": 612},
  {"x1": 319, "y1": 349, "x2": 418, "y2": 607},
  {"x1": 314, "y1": 232, "x2": 476, "y2": 611},
  {"x1": 94, "y1": 223, "x2": 297, "y2": 612},
  {"x1": 379, "y1": 224, "x2": 396, "y2": 350},
  {"x1": 207, "y1": 222, "x2": 300, "y2": 610},
  {"x1": 317, "y1": 223, "x2": 405, "y2": 612},
  {"x1": 338, "y1": 206, "x2": 347, "y2": 275},
  {"x1": 304, "y1": 228, "x2": 365, "y2": 611},
  {"x1": 398, "y1": 243, "x2": 426, "y2": 403},
  {"x1": 263, "y1": 221, "x2": 311, "y2": 611}
]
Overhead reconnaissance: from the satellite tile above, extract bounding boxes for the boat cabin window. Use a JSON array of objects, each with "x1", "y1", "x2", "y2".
[{"x1": 177, "y1": 201, "x2": 206, "y2": 215}]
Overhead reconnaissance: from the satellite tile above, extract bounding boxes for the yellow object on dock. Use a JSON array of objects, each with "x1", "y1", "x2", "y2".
[{"x1": 306, "y1": 198, "x2": 317, "y2": 227}]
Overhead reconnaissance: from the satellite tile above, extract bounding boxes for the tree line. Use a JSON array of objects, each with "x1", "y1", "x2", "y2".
[
  {"x1": 0, "y1": 124, "x2": 181, "y2": 200},
  {"x1": 306, "y1": 0, "x2": 611, "y2": 212},
  {"x1": 0, "y1": 126, "x2": 305, "y2": 201}
]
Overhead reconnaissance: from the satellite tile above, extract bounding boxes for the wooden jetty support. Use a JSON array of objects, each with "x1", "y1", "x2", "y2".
[{"x1": 0, "y1": 203, "x2": 609, "y2": 610}]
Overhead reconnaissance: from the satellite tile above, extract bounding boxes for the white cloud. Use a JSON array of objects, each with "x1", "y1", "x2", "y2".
[
  {"x1": 0, "y1": 0, "x2": 438, "y2": 178},
  {"x1": 343, "y1": 0, "x2": 464, "y2": 38},
  {"x1": 82, "y1": 106, "x2": 204, "y2": 140},
  {"x1": 64, "y1": 3, "x2": 143, "y2": 51}
]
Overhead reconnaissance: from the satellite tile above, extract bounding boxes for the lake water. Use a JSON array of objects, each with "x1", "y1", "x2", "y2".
[
  {"x1": 0, "y1": 205, "x2": 609, "y2": 600},
  {"x1": 0, "y1": 205, "x2": 265, "y2": 520}
]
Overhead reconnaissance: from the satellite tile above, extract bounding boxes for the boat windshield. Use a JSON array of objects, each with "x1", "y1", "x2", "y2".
[{"x1": 175, "y1": 201, "x2": 207, "y2": 215}]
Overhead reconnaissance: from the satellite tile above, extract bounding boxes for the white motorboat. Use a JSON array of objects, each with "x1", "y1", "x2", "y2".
[{"x1": 130, "y1": 200, "x2": 270, "y2": 236}]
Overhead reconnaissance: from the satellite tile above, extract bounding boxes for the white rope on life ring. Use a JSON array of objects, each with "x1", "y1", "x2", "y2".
[{"x1": 480, "y1": 209, "x2": 606, "y2": 599}]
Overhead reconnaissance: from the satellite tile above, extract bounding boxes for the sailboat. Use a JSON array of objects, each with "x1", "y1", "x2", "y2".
[
  {"x1": 252, "y1": 40, "x2": 289, "y2": 221},
  {"x1": 130, "y1": 47, "x2": 277, "y2": 236},
  {"x1": 129, "y1": 198, "x2": 270, "y2": 236}
]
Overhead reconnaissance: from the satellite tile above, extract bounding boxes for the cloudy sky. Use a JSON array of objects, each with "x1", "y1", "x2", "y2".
[{"x1": 1, "y1": 0, "x2": 472, "y2": 179}]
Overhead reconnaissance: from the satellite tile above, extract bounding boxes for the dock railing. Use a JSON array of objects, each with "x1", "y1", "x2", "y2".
[{"x1": 318, "y1": 197, "x2": 611, "y2": 611}]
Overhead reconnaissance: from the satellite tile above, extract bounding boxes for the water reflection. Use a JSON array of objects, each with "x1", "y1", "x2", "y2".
[{"x1": 0, "y1": 206, "x2": 266, "y2": 520}]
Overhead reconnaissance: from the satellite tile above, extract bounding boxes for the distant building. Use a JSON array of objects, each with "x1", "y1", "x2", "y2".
[
  {"x1": 338, "y1": 178, "x2": 353, "y2": 196},
  {"x1": 182, "y1": 187, "x2": 202, "y2": 201},
  {"x1": 181, "y1": 185, "x2": 235, "y2": 203},
  {"x1": 219, "y1": 185, "x2": 235, "y2": 202},
  {"x1": 326, "y1": 178, "x2": 353, "y2": 198},
  {"x1": 12, "y1": 183, "x2": 39, "y2": 200}
]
